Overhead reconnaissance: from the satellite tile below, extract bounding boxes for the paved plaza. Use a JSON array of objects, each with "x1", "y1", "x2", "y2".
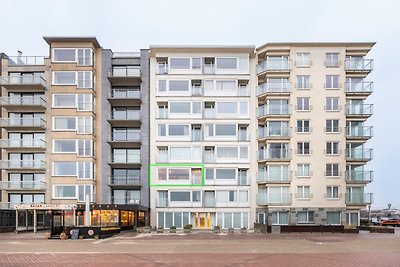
[{"x1": 0, "y1": 230, "x2": 399, "y2": 266}]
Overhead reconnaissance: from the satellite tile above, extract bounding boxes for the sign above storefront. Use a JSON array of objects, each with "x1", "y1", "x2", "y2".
[{"x1": 14, "y1": 204, "x2": 77, "y2": 210}]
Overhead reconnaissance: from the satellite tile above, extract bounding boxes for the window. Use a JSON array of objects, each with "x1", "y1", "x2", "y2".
[
  {"x1": 215, "y1": 80, "x2": 236, "y2": 91},
  {"x1": 53, "y1": 117, "x2": 76, "y2": 130},
  {"x1": 239, "y1": 191, "x2": 248, "y2": 202},
  {"x1": 170, "y1": 58, "x2": 191, "y2": 69},
  {"x1": 326, "y1": 164, "x2": 339, "y2": 177},
  {"x1": 325, "y1": 75, "x2": 339, "y2": 89},
  {"x1": 112, "y1": 149, "x2": 140, "y2": 163},
  {"x1": 53, "y1": 72, "x2": 75, "y2": 85},
  {"x1": 297, "y1": 142, "x2": 310, "y2": 155},
  {"x1": 216, "y1": 58, "x2": 237, "y2": 69},
  {"x1": 77, "y1": 48, "x2": 93, "y2": 66},
  {"x1": 297, "y1": 186, "x2": 311, "y2": 199},
  {"x1": 169, "y1": 80, "x2": 190, "y2": 92},
  {"x1": 325, "y1": 53, "x2": 339, "y2": 67},
  {"x1": 77, "y1": 185, "x2": 94, "y2": 201},
  {"x1": 296, "y1": 75, "x2": 310, "y2": 89},
  {"x1": 216, "y1": 191, "x2": 236, "y2": 202},
  {"x1": 216, "y1": 147, "x2": 238, "y2": 159},
  {"x1": 168, "y1": 169, "x2": 190, "y2": 180},
  {"x1": 272, "y1": 211, "x2": 289, "y2": 225},
  {"x1": 327, "y1": 211, "x2": 341, "y2": 224},
  {"x1": 296, "y1": 97, "x2": 310, "y2": 111},
  {"x1": 53, "y1": 140, "x2": 76, "y2": 153},
  {"x1": 215, "y1": 169, "x2": 236, "y2": 180},
  {"x1": 53, "y1": 162, "x2": 77, "y2": 176},
  {"x1": 77, "y1": 71, "x2": 93, "y2": 88},
  {"x1": 217, "y1": 102, "x2": 237, "y2": 114},
  {"x1": 326, "y1": 119, "x2": 339, "y2": 133},
  {"x1": 170, "y1": 192, "x2": 191, "y2": 202},
  {"x1": 158, "y1": 124, "x2": 166, "y2": 136},
  {"x1": 296, "y1": 53, "x2": 311, "y2": 67},
  {"x1": 296, "y1": 120, "x2": 310, "y2": 133},
  {"x1": 326, "y1": 97, "x2": 339, "y2": 111},
  {"x1": 192, "y1": 191, "x2": 201, "y2": 202},
  {"x1": 53, "y1": 185, "x2": 76, "y2": 198},
  {"x1": 77, "y1": 140, "x2": 93, "y2": 157},
  {"x1": 215, "y1": 124, "x2": 236, "y2": 136},
  {"x1": 77, "y1": 117, "x2": 93, "y2": 134},
  {"x1": 326, "y1": 186, "x2": 339, "y2": 198},
  {"x1": 297, "y1": 211, "x2": 314, "y2": 223},
  {"x1": 170, "y1": 102, "x2": 191, "y2": 113},
  {"x1": 169, "y1": 147, "x2": 192, "y2": 160},
  {"x1": 53, "y1": 49, "x2": 75, "y2": 62},
  {"x1": 169, "y1": 125, "x2": 189, "y2": 136},
  {"x1": 326, "y1": 142, "x2": 339, "y2": 155},
  {"x1": 297, "y1": 164, "x2": 311, "y2": 177},
  {"x1": 53, "y1": 94, "x2": 76, "y2": 107}
]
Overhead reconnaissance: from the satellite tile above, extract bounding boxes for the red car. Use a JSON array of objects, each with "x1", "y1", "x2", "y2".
[{"x1": 380, "y1": 218, "x2": 400, "y2": 226}]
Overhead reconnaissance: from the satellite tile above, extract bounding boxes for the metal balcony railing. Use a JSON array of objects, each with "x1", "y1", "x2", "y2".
[
  {"x1": 345, "y1": 171, "x2": 374, "y2": 183},
  {"x1": 346, "y1": 148, "x2": 373, "y2": 161},
  {"x1": 109, "y1": 67, "x2": 140, "y2": 77},
  {"x1": 345, "y1": 59, "x2": 373, "y2": 72},
  {"x1": 0, "y1": 181, "x2": 46, "y2": 190},
  {"x1": 345, "y1": 193, "x2": 374, "y2": 205},
  {"x1": 0, "y1": 96, "x2": 46, "y2": 107},
  {"x1": 257, "y1": 171, "x2": 292, "y2": 183},
  {"x1": 0, "y1": 160, "x2": 46, "y2": 169},
  {"x1": 0, "y1": 118, "x2": 46, "y2": 128},
  {"x1": 345, "y1": 104, "x2": 373, "y2": 116},
  {"x1": 345, "y1": 82, "x2": 373, "y2": 94},
  {"x1": 109, "y1": 175, "x2": 141, "y2": 186},
  {"x1": 345, "y1": 126, "x2": 373, "y2": 138},
  {"x1": 257, "y1": 82, "x2": 291, "y2": 95},
  {"x1": 257, "y1": 59, "x2": 291, "y2": 74},
  {"x1": 7, "y1": 56, "x2": 45, "y2": 65},
  {"x1": 0, "y1": 76, "x2": 46, "y2": 86},
  {"x1": 0, "y1": 139, "x2": 46, "y2": 148}
]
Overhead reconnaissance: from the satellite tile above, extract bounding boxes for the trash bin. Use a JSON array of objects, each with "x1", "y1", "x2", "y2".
[{"x1": 70, "y1": 229, "x2": 80, "y2": 240}]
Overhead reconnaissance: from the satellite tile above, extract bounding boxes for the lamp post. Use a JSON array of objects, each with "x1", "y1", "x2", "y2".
[{"x1": 367, "y1": 204, "x2": 371, "y2": 225}]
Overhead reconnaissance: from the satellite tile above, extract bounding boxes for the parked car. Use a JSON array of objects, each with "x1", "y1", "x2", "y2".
[{"x1": 380, "y1": 218, "x2": 400, "y2": 226}]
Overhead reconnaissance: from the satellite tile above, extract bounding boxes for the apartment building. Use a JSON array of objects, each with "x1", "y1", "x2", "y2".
[
  {"x1": 149, "y1": 46, "x2": 257, "y2": 229},
  {"x1": 256, "y1": 43, "x2": 374, "y2": 226}
]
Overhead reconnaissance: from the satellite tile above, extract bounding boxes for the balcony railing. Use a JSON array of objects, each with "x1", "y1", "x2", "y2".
[
  {"x1": 0, "y1": 181, "x2": 46, "y2": 190},
  {"x1": 110, "y1": 175, "x2": 141, "y2": 186},
  {"x1": 345, "y1": 59, "x2": 373, "y2": 72},
  {"x1": 258, "y1": 105, "x2": 290, "y2": 117},
  {"x1": 346, "y1": 193, "x2": 374, "y2": 205},
  {"x1": 110, "y1": 155, "x2": 141, "y2": 164},
  {"x1": 110, "y1": 132, "x2": 141, "y2": 142},
  {"x1": 109, "y1": 67, "x2": 140, "y2": 77},
  {"x1": 0, "y1": 160, "x2": 46, "y2": 169},
  {"x1": 0, "y1": 96, "x2": 46, "y2": 107},
  {"x1": 156, "y1": 198, "x2": 169, "y2": 208},
  {"x1": 345, "y1": 126, "x2": 373, "y2": 139},
  {"x1": 111, "y1": 197, "x2": 140, "y2": 205},
  {"x1": 345, "y1": 171, "x2": 374, "y2": 183},
  {"x1": 257, "y1": 171, "x2": 292, "y2": 183},
  {"x1": 109, "y1": 89, "x2": 141, "y2": 99},
  {"x1": 0, "y1": 118, "x2": 46, "y2": 128},
  {"x1": 156, "y1": 63, "x2": 169, "y2": 74},
  {"x1": 203, "y1": 64, "x2": 215, "y2": 74},
  {"x1": 0, "y1": 76, "x2": 46, "y2": 86},
  {"x1": 0, "y1": 139, "x2": 46, "y2": 148},
  {"x1": 345, "y1": 104, "x2": 373, "y2": 116},
  {"x1": 7, "y1": 56, "x2": 45, "y2": 65},
  {"x1": 258, "y1": 127, "x2": 290, "y2": 139},
  {"x1": 257, "y1": 59, "x2": 291, "y2": 74},
  {"x1": 109, "y1": 111, "x2": 141, "y2": 121},
  {"x1": 258, "y1": 149, "x2": 291, "y2": 161},
  {"x1": 346, "y1": 148, "x2": 373, "y2": 161},
  {"x1": 191, "y1": 86, "x2": 203, "y2": 96},
  {"x1": 345, "y1": 82, "x2": 373, "y2": 94},
  {"x1": 257, "y1": 193, "x2": 292, "y2": 205},
  {"x1": 257, "y1": 82, "x2": 291, "y2": 95}
]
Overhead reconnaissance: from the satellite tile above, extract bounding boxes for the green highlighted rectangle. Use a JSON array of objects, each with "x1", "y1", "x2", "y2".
[{"x1": 149, "y1": 163, "x2": 204, "y2": 187}]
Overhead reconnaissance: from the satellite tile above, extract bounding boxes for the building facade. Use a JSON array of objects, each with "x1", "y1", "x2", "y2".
[{"x1": 0, "y1": 38, "x2": 375, "y2": 231}]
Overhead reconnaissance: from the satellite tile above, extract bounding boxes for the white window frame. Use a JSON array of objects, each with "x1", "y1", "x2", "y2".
[
  {"x1": 52, "y1": 185, "x2": 77, "y2": 199},
  {"x1": 52, "y1": 48, "x2": 93, "y2": 66},
  {"x1": 52, "y1": 71, "x2": 93, "y2": 89},
  {"x1": 215, "y1": 57, "x2": 239, "y2": 70}
]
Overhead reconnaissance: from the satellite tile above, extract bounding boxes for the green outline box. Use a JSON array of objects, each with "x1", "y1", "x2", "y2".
[{"x1": 149, "y1": 163, "x2": 205, "y2": 187}]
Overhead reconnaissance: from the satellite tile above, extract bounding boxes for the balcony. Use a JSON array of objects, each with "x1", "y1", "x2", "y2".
[
  {"x1": 7, "y1": 56, "x2": 45, "y2": 65},
  {"x1": 108, "y1": 89, "x2": 141, "y2": 106},
  {"x1": 0, "y1": 181, "x2": 46, "y2": 190},
  {"x1": 107, "y1": 112, "x2": 141, "y2": 127},
  {"x1": 346, "y1": 148, "x2": 373, "y2": 161},
  {"x1": 107, "y1": 66, "x2": 141, "y2": 86},
  {"x1": 257, "y1": 59, "x2": 291, "y2": 74},
  {"x1": 257, "y1": 171, "x2": 292, "y2": 184},
  {"x1": 191, "y1": 85, "x2": 203, "y2": 96},
  {"x1": 258, "y1": 105, "x2": 290, "y2": 118},
  {"x1": 203, "y1": 64, "x2": 215, "y2": 75},
  {"x1": 0, "y1": 118, "x2": 46, "y2": 130},
  {"x1": 0, "y1": 96, "x2": 46, "y2": 111},
  {"x1": 257, "y1": 82, "x2": 291, "y2": 96},
  {"x1": 108, "y1": 155, "x2": 141, "y2": 167},
  {"x1": 0, "y1": 139, "x2": 46, "y2": 150},
  {"x1": 0, "y1": 76, "x2": 46, "y2": 91},
  {"x1": 345, "y1": 82, "x2": 373, "y2": 95},
  {"x1": 156, "y1": 198, "x2": 169, "y2": 208},
  {"x1": 256, "y1": 193, "x2": 292, "y2": 206},
  {"x1": 346, "y1": 193, "x2": 374, "y2": 205},
  {"x1": 109, "y1": 176, "x2": 141, "y2": 187},
  {"x1": 345, "y1": 126, "x2": 373, "y2": 139},
  {"x1": 108, "y1": 132, "x2": 141, "y2": 148},
  {"x1": 258, "y1": 149, "x2": 291, "y2": 162},
  {"x1": 258, "y1": 127, "x2": 290, "y2": 140},
  {"x1": 345, "y1": 104, "x2": 373, "y2": 117},
  {"x1": 0, "y1": 160, "x2": 46, "y2": 170},
  {"x1": 345, "y1": 59, "x2": 373, "y2": 72},
  {"x1": 345, "y1": 171, "x2": 374, "y2": 183}
]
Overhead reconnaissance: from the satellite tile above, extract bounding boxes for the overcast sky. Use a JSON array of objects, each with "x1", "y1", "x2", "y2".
[{"x1": 1, "y1": 0, "x2": 399, "y2": 208}]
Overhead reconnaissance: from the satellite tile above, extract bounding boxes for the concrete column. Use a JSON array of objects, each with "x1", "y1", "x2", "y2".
[
  {"x1": 33, "y1": 209, "x2": 37, "y2": 233},
  {"x1": 25, "y1": 210, "x2": 28, "y2": 230},
  {"x1": 15, "y1": 209, "x2": 18, "y2": 233}
]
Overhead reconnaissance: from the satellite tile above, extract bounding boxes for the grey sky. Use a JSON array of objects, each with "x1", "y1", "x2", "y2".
[{"x1": 1, "y1": 0, "x2": 399, "y2": 207}]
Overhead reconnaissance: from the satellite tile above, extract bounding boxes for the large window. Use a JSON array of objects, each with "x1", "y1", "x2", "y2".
[
  {"x1": 53, "y1": 94, "x2": 76, "y2": 107},
  {"x1": 216, "y1": 58, "x2": 237, "y2": 69},
  {"x1": 53, "y1": 48, "x2": 93, "y2": 66},
  {"x1": 169, "y1": 125, "x2": 189, "y2": 136},
  {"x1": 327, "y1": 211, "x2": 341, "y2": 224},
  {"x1": 52, "y1": 71, "x2": 93, "y2": 88},
  {"x1": 53, "y1": 161, "x2": 94, "y2": 179},
  {"x1": 326, "y1": 186, "x2": 339, "y2": 199},
  {"x1": 272, "y1": 211, "x2": 289, "y2": 225},
  {"x1": 112, "y1": 149, "x2": 140, "y2": 163},
  {"x1": 53, "y1": 139, "x2": 93, "y2": 156},
  {"x1": 170, "y1": 102, "x2": 191, "y2": 113},
  {"x1": 168, "y1": 169, "x2": 190, "y2": 180},
  {"x1": 297, "y1": 211, "x2": 314, "y2": 223},
  {"x1": 168, "y1": 80, "x2": 190, "y2": 92},
  {"x1": 170, "y1": 58, "x2": 191, "y2": 69},
  {"x1": 53, "y1": 116, "x2": 93, "y2": 134},
  {"x1": 215, "y1": 124, "x2": 236, "y2": 136},
  {"x1": 215, "y1": 169, "x2": 236, "y2": 180},
  {"x1": 217, "y1": 102, "x2": 237, "y2": 113},
  {"x1": 170, "y1": 191, "x2": 191, "y2": 202},
  {"x1": 53, "y1": 185, "x2": 76, "y2": 198},
  {"x1": 216, "y1": 212, "x2": 248, "y2": 229},
  {"x1": 325, "y1": 53, "x2": 339, "y2": 67}
]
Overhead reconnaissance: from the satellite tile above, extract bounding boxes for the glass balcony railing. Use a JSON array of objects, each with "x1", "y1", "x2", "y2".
[
  {"x1": 258, "y1": 149, "x2": 291, "y2": 161},
  {"x1": 0, "y1": 181, "x2": 46, "y2": 190},
  {"x1": 258, "y1": 105, "x2": 290, "y2": 117},
  {"x1": 156, "y1": 198, "x2": 169, "y2": 207},
  {"x1": 346, "y1": 193, "x2": 374, "y2": 205},
  {"x1": 256, "y1": 193, "x2": 292, "y2": 205},
  {"x1": 0, "y1": 96, "x2": 46, "y2": 107},
  {"x1": 0, "y1": 118, "x2": 46, "y2": 128},
  {"x1": 110, "y1": 175, "x2": 141, "y2": 186},
  {"x1": 109, "y1": 89, "x2": 141, "y2": 99},
  {"x1": 345, "y1": 148, "x2": 373, "y2": 161},
  {"x1": 258, "y1": 127, "x2": 290, "y2": 139},
  {"x1": 0, "y1": 139, "x2": 46, "y2": 148},
  {"x1": 110, "y1": 155, "x2": 141, "y2": 164},
  {"x1": 345, "y1": 82, "x2": 373, "y2": 94},
  {"x1": 111, "y1": 196, "x2": 140, "y2": 205},
  {"x1": 345, "y1": 59, "x2": 373, "y2": 72},
  {"x1": 257, "y1": 82, "x2": 291, "y2": 95},
  {"x1": 257, "y1": 59, "x2": 291, "y2": 74},
  {"x1": 257, "y1": 171, "x2": 292, "y2": 183},
  {"x1": 109, "y1": 111, "x2": 141, "y2": 120},
  {"x1": 0, "y1": 160, "x2": 46, "y2": 169},
  {"x1": 109, "y1": 67, "x2": 140, "y2": 77},
  {"x1": 191, "y1": 86, "x2": 203, "y2": 96},
  {"x1": 0, "y1": 76, "x2": 46, "y2": 86},
  {"x1": 7, "y1": 56, "x2": 45, "y2": 65},
  {"x1": 110, "y1": 132, "x2": 141, "y2": 142},
  {"x1": 345, "y1": 126, "x2": 373, "y2": 138},
  {"x1": 345, "y1": 171, "x2": 374, "y2": 183},
  {"x1": 156, "y1": 63, "x2": 169, "y2": 74},
  {"x1": 345, "y1": 104, "x2": 373, "y2": 116}
]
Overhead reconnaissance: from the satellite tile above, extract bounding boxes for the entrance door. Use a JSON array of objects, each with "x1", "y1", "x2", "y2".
[
  {"x1": 257, "y1": 213, "x2": 266, "y2": 224},
  {"x1": 195, "y1": 212, "x2": 211, "y2": 229},
  {"x1": 51, "y1": 211, "x2": 64, "y2": 236}
]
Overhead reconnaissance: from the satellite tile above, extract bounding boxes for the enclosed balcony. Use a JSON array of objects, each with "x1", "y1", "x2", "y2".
[
  {"x1": 107, "y1": 66, "x2": 141, "y2": 86},
  {"x1": 109, "y1": 175, "x2": 141, "y2": 188},
  {"x1": 346, "y1": 193, "x2": 374, "y2": 205},
  {"x1": 258, "y1": 149, "x2": 291, "y2": 162},
  {"x1": 345, "y1": 148, "x2": 373, "y2": 161},
  {"x1": 257, "y1": 58, "x2": 291, "y2": 74},
  {"x1": 345, "y1": 126, "x2": 373, "y2": 139},
  {"x1": 0, "y1": 76, "x2": 46, "y2": 91},
  {"x1": 0, "y1": 96, "x2": 46, "y2": 111},
  {"x1": 345, "y1": 59, "x2": 373, "y2": 72},
  {"x1": 0, "y1": 160, "x2": 46, "y2": 170},
  {"x1": 345, "y1": 171, "x2": 374, "y2": 183},
  {"x1": 257, "y1": 82, "x2": 291, "y2": 96},
  {"x1": 256, "y1": 193, "x2": 292, "y2": 206},
  {"x1": 345, "y1": 104, "x2": 373, "y2": 117},
  {"x1": 258, "y1": 105, "x2": 290, "y2": 118},
  {"x1": 0, "y1": 139, "x2": 46, "y2": 150},
  {"x1": 0, "y1": 118, "x2": 46, "y2": 130},
  {"x1": 0, "y1": 181, "x2": 46, "y2": 191},
  {"x1": 108, "y1": 88, "x2": 141, "y2": 106},
  {"x1": 257, "y1": 171, "x2": 292, "y2": 184},
  {"x1": 258, "y1": 127, "x2": 290, "y2": 140},
  {"x1": 345, "y1": 82, "x2": 373, "y2": 95}
]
